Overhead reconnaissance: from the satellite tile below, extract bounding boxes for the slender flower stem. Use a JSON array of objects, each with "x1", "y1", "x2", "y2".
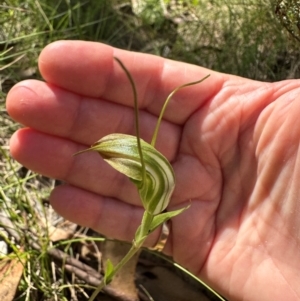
[
  {"x1": 88, "y1": 211, "x2": 154, "y2": 301},
  {"x1": 88, "y1": 241, "x2": 144, "y2": 301},
  {"x1": 136, "y1": 211, "x2": 154, "y2": 242}
]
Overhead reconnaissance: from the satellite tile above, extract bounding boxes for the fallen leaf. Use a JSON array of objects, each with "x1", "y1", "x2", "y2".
[
  {"x1": 0, "y1": 256, "x2": 26, "y2": 301},
  {"x1": 102, "y1": 240, "x2": 139, "y2": 301}
]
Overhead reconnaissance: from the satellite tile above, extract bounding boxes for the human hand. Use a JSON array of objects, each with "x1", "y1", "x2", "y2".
[{"x1": 6, "y1": 41, "x2": 300, "y2": 301}]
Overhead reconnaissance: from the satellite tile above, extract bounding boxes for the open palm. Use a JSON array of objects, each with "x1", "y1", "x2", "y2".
[{"x1": 7, "y1": 41, "x2": 300, "y2": 301}]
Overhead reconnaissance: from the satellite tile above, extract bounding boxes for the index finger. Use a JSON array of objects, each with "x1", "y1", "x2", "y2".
[{"x1": 38, "y1": 40, "x2": 224, "y2": 124}]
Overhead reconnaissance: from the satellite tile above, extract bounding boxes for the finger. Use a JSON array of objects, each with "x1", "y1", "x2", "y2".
[
  {"x1": 39, "y1": 40, "x2": 224, "y2": 124},
  {"x1": 50, "y1": 184, "x2": 160, "y2": 247},
  {"x1": 10, "y1": 128, "x2": 141, "y2": 205},
  {"x1": 6, "y1": 80, "x2": 180, "y2": 159}
]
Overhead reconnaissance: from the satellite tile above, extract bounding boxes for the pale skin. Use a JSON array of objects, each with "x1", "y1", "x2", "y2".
[{"x1": 6, "y1": 40, "x2": 300, "y2": 301}]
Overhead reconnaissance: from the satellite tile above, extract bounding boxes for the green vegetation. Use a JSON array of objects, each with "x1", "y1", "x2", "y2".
[{"x1": 0, "y1": 0, "x2": 299, "y2": 300}]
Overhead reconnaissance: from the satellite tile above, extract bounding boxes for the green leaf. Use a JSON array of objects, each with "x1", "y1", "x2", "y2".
[
  {"x1": 104, "y1": 259, "x2": 114, "y2": 284},
  {"x1": 148, "y1": 205, "x2": 190, "y2": 234}
]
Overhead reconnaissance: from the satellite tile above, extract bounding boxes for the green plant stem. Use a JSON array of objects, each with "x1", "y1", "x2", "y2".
[
  {"x1": 136, "y1": 211, "x2": 154, "y2": 242},
  {"x1": 88, "y1": 211, "x2": 154, "y2": 301},
  {"x1": 88, "y1": 243, "x2": 142, "y2": 301}
]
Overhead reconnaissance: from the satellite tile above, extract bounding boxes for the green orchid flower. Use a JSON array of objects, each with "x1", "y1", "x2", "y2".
[{"x1": 75, "y1": 57, "x2": 209, "y2": 301}]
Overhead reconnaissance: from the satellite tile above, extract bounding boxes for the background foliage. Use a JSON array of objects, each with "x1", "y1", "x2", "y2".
[{"x1": 1, "y1": 0, "x2": 300, "y2": 91}]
